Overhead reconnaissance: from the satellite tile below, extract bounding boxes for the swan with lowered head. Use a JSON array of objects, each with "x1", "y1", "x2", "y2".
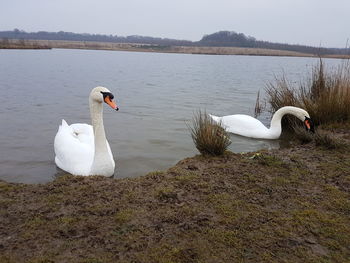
[
  {"x1": 209, "y1": 106, "x2": 314, "y2": 139},
  {"x1": 54, "y1": 86, "x2": 119, "y2": 176}
]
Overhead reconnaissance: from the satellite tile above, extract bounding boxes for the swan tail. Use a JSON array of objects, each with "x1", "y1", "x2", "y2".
[
  {"x1": 58, "y1": 119, "x2": 70, "y2": 132},
  {"x1": 57, "y1": 119, "x2": 74, "y2": 135},
  {"x1": 209, "y1": 114, "x2": 221, "y2": 124},
  {"x1": 61, "y1": 119, "x2": 68, "y2": 127}
]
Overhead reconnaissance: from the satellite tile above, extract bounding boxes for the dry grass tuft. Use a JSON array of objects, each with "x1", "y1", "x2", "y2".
[
  {"x1": 314, "y1": 132, "x2": 342, "y2": 150},
  {"x1": 291, "y1": 125, "x2": 345, "y2": 150},
  {"x1": 301, "y1": 60, "x2": 350, "y2": 125},
  {"x1": 189, "y1": 111, "x2": 231, "y2": 156},
  {"x1": 254, "y1": 91, "x2": 264, "y2": 118},
  {"x1": 262, "y1": 60, "x2": 350, "y2": 130}
]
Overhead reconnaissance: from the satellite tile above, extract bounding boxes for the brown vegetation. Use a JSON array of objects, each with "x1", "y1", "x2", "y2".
[
  {"x1": 0, "y1": 38, "x2": 50, "y2": 49},
  {"x1": 189, "y1": 111, "x2": 231, "y2": 156},
  {"x1": 261, "y1": 60, "x2": 350, "y2": 130}
]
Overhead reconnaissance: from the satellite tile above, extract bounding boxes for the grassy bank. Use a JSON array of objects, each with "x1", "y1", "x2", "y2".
[
  {"x1": 1, "y1": 39, "x2": 350, "y2": 59},
  {"x1": 1, "y1": 124, "x2": 349, "y2": 263}
]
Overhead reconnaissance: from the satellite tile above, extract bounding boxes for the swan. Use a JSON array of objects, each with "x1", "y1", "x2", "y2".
[
  {"x1": 209, "y1": 106, "x2": 314, "y2": 139},
  {"x1": 54, "y1": 86, "x2": 119, "y2": 176}
]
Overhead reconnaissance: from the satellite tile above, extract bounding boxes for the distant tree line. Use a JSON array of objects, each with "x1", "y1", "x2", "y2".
[
  {"x1": 0, "y1": 29, "x2": 348, "y2": 55},
  {"x1": 197, "y1": 31, "x2": 348, "y2": 55},
  {"x1": 0, "y1": 29, "x2": 193, "y2": 47}
]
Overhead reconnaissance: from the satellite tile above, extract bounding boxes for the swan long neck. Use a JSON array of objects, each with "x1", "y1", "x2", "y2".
[
  {"x1": 89, "y1": 98, "x2": 111, "y2": 175},
  {"x1": 268, "y1": 107, "x2": 291, "y2": 138},
  {"x1": 268, "y1": 106, "x2": 306, "y2": 138}
]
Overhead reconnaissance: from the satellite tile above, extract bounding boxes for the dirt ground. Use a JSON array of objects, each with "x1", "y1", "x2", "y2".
[{"x1": 1, "y1": 126, "x2": 349, "y2": 263}]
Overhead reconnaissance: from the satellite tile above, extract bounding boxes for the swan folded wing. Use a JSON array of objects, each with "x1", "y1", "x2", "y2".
[
  {"x1": 54, "y1": 121, "x2": 94, "y2": 176},
  {"x1": 221, "y1": 114, "x2": 270, "y2": 138},
  {"x1": 72, "y1": 123, "x2": 114, "y2": 166},
  {"x1": 70, "y1": 123, "x2": 94, "y2": 144}
]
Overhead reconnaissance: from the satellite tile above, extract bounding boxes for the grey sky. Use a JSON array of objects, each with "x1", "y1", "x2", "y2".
[{"x1": 1, "y1": 0, "x2": 349, "y2": 48}]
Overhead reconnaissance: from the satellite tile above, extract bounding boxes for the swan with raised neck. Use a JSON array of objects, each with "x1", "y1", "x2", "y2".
[
  {"x1": 89, "y1": 87, "x2": 119, "y2": 175},
  {"x1": 54, "y1": 86, "x2": 119, "y2": 176}
]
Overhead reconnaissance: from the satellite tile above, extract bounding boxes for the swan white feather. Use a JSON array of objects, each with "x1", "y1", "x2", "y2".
[
  {"x1": 210, "y1": 106, "x2": 311, "y2": 139},
  {"x1": 54, "y1": 87, "x2": 118, "y2": 176}
]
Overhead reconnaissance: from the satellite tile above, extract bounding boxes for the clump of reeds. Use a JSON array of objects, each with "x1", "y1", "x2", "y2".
[
  {"x1": 301, "y1": 60, "x2": 350, "y2": 125},
  {"x1": 291, "y1": 125, "x2": 344, "y2": 149},
  {"x1": 254, "y1": 91, "x2": 264, "y2": 118},
  {"x1": 189, "y1": 111, "x2": 231, "y2": 156},
  {"x1": 262, "y1": 59, "x2": 350, "y2": 130},
  {"x1": 265, "y1": 75, "x2": 301, "y2": 129},
  {"x1": 314, "y1": 132, "x2": 342, "y2": 150}
]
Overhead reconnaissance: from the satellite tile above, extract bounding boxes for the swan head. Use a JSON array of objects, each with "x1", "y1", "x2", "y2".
[
  {"x1": 304, "y1": 116, "x2": 315, "y2": 133},
  {"x1": 90, "y1": 86, "x2": 119, "y2": 111},
  {"x1": 289, "y1": 107, "x2": 315, "y2": 133}
]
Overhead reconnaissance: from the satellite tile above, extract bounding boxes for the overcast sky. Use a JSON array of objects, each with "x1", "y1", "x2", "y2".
[{"x1": 1, "y1": 0, "x2": 349, "y2": 48}]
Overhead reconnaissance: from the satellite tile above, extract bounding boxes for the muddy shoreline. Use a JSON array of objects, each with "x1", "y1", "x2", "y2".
[{"x1": 1, "y1": 125, "x2": 349, "y2": 262}]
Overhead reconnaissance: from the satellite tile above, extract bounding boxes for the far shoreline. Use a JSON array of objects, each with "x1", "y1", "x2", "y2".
[{"x1": 1, "y1": 38, "x2": 350, "y2": 59}]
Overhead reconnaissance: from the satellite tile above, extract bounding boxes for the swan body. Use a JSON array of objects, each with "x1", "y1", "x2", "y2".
[
  {"x1": 210, "y1": 106, "x2": 313, "y2": 140},
  {"x1": 54, "y1": 86, "x2": 118, "y2": 176}
]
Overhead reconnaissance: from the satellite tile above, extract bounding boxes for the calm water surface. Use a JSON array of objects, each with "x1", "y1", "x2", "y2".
[{"x1": 0, "y1": 49, "x2": 341, "y2": 183}]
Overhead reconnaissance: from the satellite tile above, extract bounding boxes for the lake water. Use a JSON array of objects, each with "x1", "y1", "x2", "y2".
[{"x1": 0, "y1": 49, "x2": 341, "y2": 183}]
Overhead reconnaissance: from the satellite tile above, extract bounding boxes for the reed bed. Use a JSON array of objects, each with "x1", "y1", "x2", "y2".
[{"x1": 262, "y1": 59, "x2": 350, "y2": 130}]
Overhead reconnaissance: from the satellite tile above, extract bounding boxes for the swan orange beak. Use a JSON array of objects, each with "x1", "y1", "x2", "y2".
[
  {"x1": 104, "y1": 96, "x2": 119, "y2": 111},
  {"x1": 304, "y1": 119, "x2": 310, "y2": 130},
  {"x1": 304, "y1": 117, "x2": 315, "y2": 133}
]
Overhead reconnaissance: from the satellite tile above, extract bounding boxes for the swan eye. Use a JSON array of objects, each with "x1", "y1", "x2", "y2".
[{"x1": 100, "y1": 91, "x2": 114, "y2": 100}]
